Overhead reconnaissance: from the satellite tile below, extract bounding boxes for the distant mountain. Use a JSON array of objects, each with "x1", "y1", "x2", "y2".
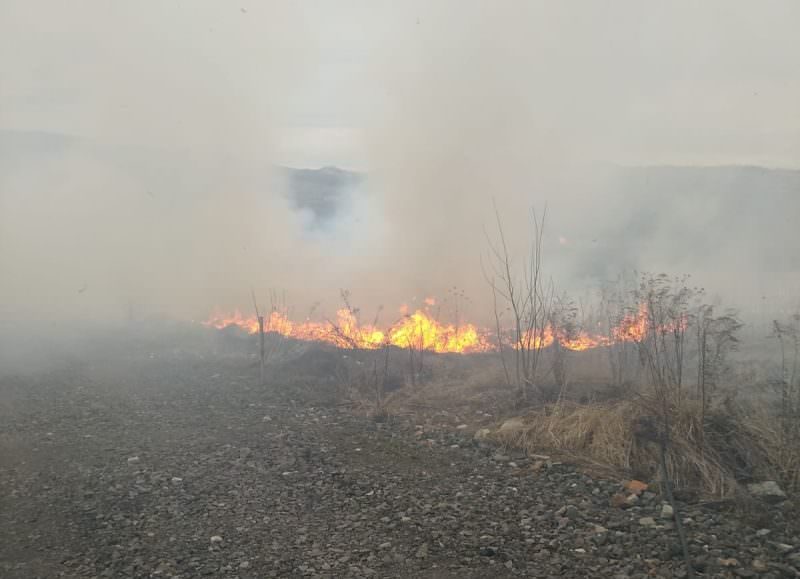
[
  {"x1": 280, "y1": 165, "x2": 363, "y2": 228},
  {"x1": 0, "y1": 129, "x2": 78, "y2": 165},
  {"x1": 0, "y1": 130, "x2": 363, "y2": 220},
  {"x1": 560, "y1": 165, "x2": 800, "y2": 283},
  {"x1": 2, "y1": 129, "x2": 796, "y2": 277}
]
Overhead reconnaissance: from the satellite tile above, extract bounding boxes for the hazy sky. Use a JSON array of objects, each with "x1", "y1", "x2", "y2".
[
  {"x1": 1, "y1": 1, "x2": 799, "y2": 324},
  {"x1": 2, "y1": 1, "x2": 799, "y2": 167}
]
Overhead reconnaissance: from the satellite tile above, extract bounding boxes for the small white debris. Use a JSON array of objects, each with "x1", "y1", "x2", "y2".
[
  {"x1": 474, "y1": 428, "x2": 492, "y2": 441},
  {"x1": 210, "y1": 535, "x2": 223, "y2": 544},
  {"x1": 354, "y1": 448, "x2": 362, "y2": 452},
  {"x1": 456, "y1": 424, "x2": 468, "y2": 429},
  {"x1": 262, "y1": 415, "x2": 272, "y2": 422},
  {"x1": 499, "y1": 417, "x2": 525, "y2": 432},
  {"x1": 660, "y1": 503, "x2": 674, "y2": 519},
  {"x1": 508, "y1": 462, "x2": 518, "y2": 468},
  {"x1": 748, "y1": 480, "x2": 787, "y2": 503},
  {"x1": 171, "y1": 477, "x2": 183, "y2": 484},
  {"x1": 127, "y1": 456, "x2": 140, "y2": 465}
]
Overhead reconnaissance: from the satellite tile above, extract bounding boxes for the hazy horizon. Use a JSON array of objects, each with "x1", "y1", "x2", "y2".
[{"x1": 2, "y1": 1, "x2": 799, "y2": 327}]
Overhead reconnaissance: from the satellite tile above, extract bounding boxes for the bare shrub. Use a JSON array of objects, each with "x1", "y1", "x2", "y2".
[
  {"x1": 484, "y1": 202, "x2": 554, "y2": 404},
  {"x1": 770, "y1": 315, "x2": 800, "y2": 433},
  {"x1": 600, "y1": 272, "x2": 642, "y2": 392},
  {"x1": 549, "y1": 292, "x2": 579, "y2": 396}
]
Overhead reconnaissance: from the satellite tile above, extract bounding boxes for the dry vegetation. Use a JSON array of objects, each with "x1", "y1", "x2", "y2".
[{"x1": 329, "y1": 209, "x2": 800, "y2": 505}]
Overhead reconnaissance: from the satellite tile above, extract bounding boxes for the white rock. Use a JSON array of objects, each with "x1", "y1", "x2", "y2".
[
  {"x1": 748, "y1": 480, "x2": 787, "y2": 503},
  {"x1": 473, "y1": 428, "x2": 492, "y2": 441},
  {"x1": 127, "y1": 456, "x2": 140, "y2": 464},
  {"x1": 171, "y1": 477, "x2": 183, "y2": 484},
  {"x1": 638, "y1": 517, "x2": 656, "y2": 527},
  {"x1": 499, "y1": 417, "x2": 525, "y2": 432},
  {"x1": 210, "y1": 535, "x2": 223, "y2": 543},
  {"x1": 660, "y1": 503, "x2": 674, "y2": 519}
]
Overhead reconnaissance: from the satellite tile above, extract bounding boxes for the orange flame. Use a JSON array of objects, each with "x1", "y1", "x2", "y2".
[
  {"x1": 204, "y1": 307, "x2": 492, "y2": 354},
  {"x1": 612, "y1": 303, "x2": 649, "y2": 343},
  {"x1": 204, "y1": 300, "x2": 655, "y2": 354}
]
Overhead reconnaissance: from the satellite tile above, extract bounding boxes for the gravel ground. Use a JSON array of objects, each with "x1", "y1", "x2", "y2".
[{"x1": 2, "y1": 357, "x2": 800, "y2": 578}]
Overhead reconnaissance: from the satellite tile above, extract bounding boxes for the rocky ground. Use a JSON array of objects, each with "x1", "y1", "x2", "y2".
[{"x1": 2, "y1": 355, "x2": 800, "y2": 579}]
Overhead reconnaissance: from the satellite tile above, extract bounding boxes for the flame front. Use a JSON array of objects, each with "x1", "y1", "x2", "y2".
[
  {"x1": 204, "y1": 300, "x2": 655, "y2": 354},
  {"x1": 204, "y1": 307, "x2": 491, "y2": 354}
]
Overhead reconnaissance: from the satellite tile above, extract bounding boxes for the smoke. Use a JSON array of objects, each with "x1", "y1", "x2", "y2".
[{"x1": 1, "y1": 1, "x2": 799, "y2": 331}]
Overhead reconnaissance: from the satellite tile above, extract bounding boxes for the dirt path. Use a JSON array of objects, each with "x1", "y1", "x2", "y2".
[{"x1": 1, "y1": 362, "x2": 797, "y2": 578}]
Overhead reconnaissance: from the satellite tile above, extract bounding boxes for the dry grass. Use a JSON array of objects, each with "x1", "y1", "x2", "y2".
[
  {"x1": 740, "y1": 404, "x2": 800, "y2": 491},
  {"x1": 491, "y1": 396, "x2": 786, "y2": 498},
  {"x1": 331, "y1": 348, "x2": 800, "y2": 499}
]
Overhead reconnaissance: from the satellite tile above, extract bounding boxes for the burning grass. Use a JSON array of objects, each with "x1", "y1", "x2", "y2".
[{"x1": 202, "y1": 297, "x2": 653, "y2": 355}]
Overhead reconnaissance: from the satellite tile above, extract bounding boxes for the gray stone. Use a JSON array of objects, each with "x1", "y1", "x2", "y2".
[
  {"x1": 747, "y1": 481, "x2": 787, "y2": 503},
  {"x1": 415, "y1": 543, "x2": 428, "y2": 559}
]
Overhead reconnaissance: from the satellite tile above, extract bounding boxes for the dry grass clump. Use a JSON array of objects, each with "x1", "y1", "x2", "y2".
[
  {"x1": 493, "y1": 397, "x2": 777, "y2": 498},
  {"x1": 739, "y1": 403, "x2": 800, "y2": 491}
]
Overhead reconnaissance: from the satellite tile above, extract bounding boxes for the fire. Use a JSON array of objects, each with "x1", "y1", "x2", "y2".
[
  {"x1": 558, "y1": 331, "x2": 611, "y2": 352},
  {"x1": 204, "y1": 306, "x2": 492, "y2": 354},
  {"x1": 387, "y1": 310, "x2": 491, "y2": 353},
  {"x1": 612, "y1": 304, "x2": 649, "y2": 343},
  {"x1": 204, "y1": 300, "x2": 654, "y2": 354}
]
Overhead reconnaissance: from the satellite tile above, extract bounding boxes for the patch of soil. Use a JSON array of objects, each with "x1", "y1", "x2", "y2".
[{"x1": 1, "y1": 358, "x2": 799, "y2": 578}]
